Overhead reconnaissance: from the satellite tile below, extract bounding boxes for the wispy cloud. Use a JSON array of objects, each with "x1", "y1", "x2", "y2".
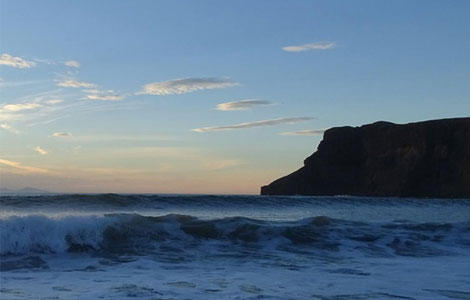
[
  {"x1": 281, "y1": 129, "x2": 327, "y2": 136},
  {"x1": 68, "y1": 134, "x2": 176, "y2": 143},
  {"x1": 1, "y1": 102, "x2": 44, "y2": 123},
  {"x1": 1, "y1": 88, "x2": 114, "y2": 129},
  {"x1": 64, "y1": 60, "x2": 80, "y2": 68},
  {"x1": 0, "y1": 158, "x2": 50, "y2": 174},
  {"x1": 0, "y1": 79, "x2": 43, "y2": 89},
  {"x1": 215, "y1": 99, "x2": 272, "y2": 111},
  {"x1": 52, "y1": 132, "x2": 72, "y2": 137},
  {"x1": 192, "y1": 117, "x2": 312, "y2": 133},
  {"x1": 282, "y1": 41, "x2": 336, "y2": 52},
  {"x1": 0, "y1": 103, "x2": 42, "y2": 112},
  {"x1": 35, "y1": 146, "x2": 47, "y2": 155},
  {"x1": 83, "y1": 89, "x2": 125, "y2": 101},
  {"x1": 0, "y1": 53, "x2": 36, "y2": 68},
  {"x1": 138, "y1": 77, "x2": 239, "y2": 95},
  {"x1": 0, "y1": 123, "x2": 19, "y2": 134},
  {"x1": 57, "y1": 79, "x2": 96, "y2": 88},
  {"x1": 86, "y1": 94, "x2": 125, "y2": 101},
  {"x1": 0, "y1": 90, "x2": 72, "y2": 125},
  {"x1": 46, "y1": 99, "x2": 63, "y2": 104}
]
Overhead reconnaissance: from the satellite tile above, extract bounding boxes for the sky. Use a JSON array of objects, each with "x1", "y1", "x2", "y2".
[{"x1": 0, "y1": 0, "x2": 469, "y2": 194}]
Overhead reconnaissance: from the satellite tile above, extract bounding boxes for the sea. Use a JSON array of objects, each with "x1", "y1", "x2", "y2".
[{"x1": 1, "y1": 194, "x2": 469, "y2": 300}]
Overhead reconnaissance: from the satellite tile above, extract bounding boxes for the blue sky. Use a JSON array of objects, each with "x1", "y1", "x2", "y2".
[{"x1": 1, "y1": 0, "x2": 469, "y2": 194}]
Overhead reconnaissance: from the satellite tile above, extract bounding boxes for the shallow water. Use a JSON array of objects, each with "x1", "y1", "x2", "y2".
[{"x1": 1, "y1": 194, "x2": 470, "y2": 299}]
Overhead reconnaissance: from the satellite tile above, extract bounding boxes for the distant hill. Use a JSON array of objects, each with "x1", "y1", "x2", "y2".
[
  {"x1": 261, "y1": 117, "x2": 470, "y2": 198},
  {"x1": 0, "y1": 187, "x2": 53, "y2": 196}
]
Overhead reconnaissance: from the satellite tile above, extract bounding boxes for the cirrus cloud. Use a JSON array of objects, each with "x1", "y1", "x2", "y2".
[
  {"x1": 215, "y1": 99, "x2": 272, "y2": 111},
  {"x1": 282, "y1": 41, "x2": 336, "y2": 52},
  {"x1": 35, "y1": 146, "x2": 47, "y2": 155},
  {"x1": 52, "y1": 132, "x2": 72, "y2": 137},
  {"x1": 86, "y1": 94, "x2": 124, "y2": 101},
  {"x1": 1, "y1": 123, "x2": 19, "y2": 134},
  {"x1": 64, "y1": 60, "x2": 80, "y2": 68},
  {"x1": 192, "y1": 117, "x2": 312, "y2": 133},
  {"x1": 57, "y1": 79, "x2": 96, "y2": 88},
  {"x1": 46, "y1": 99, "x2": 63, "y2": 104},
  {"x1": 83, "y1": 89, "x2": 125, "y2": 101},
  {"x1": 281, "y1": 129, "x2": 327, "y2": 136},
  {"x1": 0, "y1": 53, "x2": 36, "y2": 68},
  {"x1": 0, "y1": 158, "x2": 51, "y2": 174},
  {"x1": 0, "y1": 92, "x2": 68, "y2": 123},
  {"x1": 138, "y1": 77, "x2": 239, "y2": 95},
  {"x1": 0, "y1": 102, "x2": 42, "y2": 113}
]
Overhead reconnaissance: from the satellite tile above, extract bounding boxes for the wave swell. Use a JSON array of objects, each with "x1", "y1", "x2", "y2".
[{"x1": 1, "y1": 214, "x2": 468, "y2": 257}]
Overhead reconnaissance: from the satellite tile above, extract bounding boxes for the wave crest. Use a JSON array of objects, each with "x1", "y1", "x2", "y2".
[{"x1": 1, "y1": 213, "x2": 468, "y2": 257}]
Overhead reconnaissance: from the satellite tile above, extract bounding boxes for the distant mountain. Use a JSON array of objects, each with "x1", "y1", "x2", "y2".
[{"x1": 0, "y1": 187, "x2": 53, "y2": 196}]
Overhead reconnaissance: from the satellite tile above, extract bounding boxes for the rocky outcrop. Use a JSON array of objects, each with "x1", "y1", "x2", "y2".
[{"x1": 261, "y1": 118, "x2": 470, "y2": 198}]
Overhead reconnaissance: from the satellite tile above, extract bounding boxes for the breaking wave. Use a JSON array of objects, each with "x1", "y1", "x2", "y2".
[{"x1": 1, "y1": 213, "x2": 469, "y2": 257}]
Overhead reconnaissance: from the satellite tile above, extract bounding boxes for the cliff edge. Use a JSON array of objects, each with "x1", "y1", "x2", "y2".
[{"x1": 261, "y1": 118, "x2": 470, "y2": 198}]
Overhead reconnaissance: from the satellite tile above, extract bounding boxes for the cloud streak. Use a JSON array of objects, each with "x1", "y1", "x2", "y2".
[
  {"x1": 215, "y1": 99, "x2": 272, "y2": 111},
  {"x1": 46, "y1": 99, "x2": 63, "y2": 104},
  {"x1": 64, "y1": 60, "x2": 80, "y2": 68},
  {"x1": 283, "y1": 41, "x2": 336, "y2": 52},
  {"x1": 68, "y1": 134, "x2": 176, "y2": 143},
  {"x1": 83, "y1": 89, "x2": 125, "y2": 101},
  {"x1": 138, "y1": 77, "x2": 239, "y2": 95},
  {"x1": 281, "y1": 129, "x2": 327, "y2": 136},
  {"x1": 52, "y1": 132, "x2": 72, "y2": 137},
  {"x1": 35, "y1": 146, "x2": 47, "y2": 155},
  {"x1": 0, "y1": 159, "x2": 50, "y2": 174},
  {"x1": 0, "y1": 102, "x2": 44, "y2": 122},
  {"x1": 0, "y1": 90, "x2": 69, "y2": 124},
  {"x1": 86, "y1": 94, "x2": 124, "y2": 101},
  {"x1": 192, "y1": 117, "x2": 312, "y2": 133},
  {"x1": 0, "y1": 53, "x2": 36, "y2": 68},
  {"x1": 1, "y1": 123, "x2": 19, "y2": 134},
  {"x1": 57, "y1": 79, "x2": 96, "y2": 88},
  {"x1": 0, "y1": 103, "x2": 42, "y2": 112}
]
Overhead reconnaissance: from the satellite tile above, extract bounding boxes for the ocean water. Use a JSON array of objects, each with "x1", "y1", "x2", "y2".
[{"x1": 1, "y1": 194, "x2": 469, "y2": 300}]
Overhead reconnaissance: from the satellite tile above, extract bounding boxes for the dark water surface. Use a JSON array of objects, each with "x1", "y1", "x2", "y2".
[{"x1": 1, "y1": 194, "x2": 469, "y2": 299}]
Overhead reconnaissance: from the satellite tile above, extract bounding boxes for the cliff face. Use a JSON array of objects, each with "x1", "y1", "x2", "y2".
[{"x1": 261, "y1": 118, "x2": 470, "y2": 198}]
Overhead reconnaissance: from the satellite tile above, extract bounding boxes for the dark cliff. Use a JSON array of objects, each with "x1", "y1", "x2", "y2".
[{"x1": 261, "y1": 118, "x2": 470, "y2": 198}]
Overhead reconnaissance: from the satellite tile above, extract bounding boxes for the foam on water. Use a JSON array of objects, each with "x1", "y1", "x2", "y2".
[
  {"x1": 2, "y1": 213, "x2": 468, "y2": 257},
  {"x1": 0, "y1": 215, "x2": 114, "y2": 254},
  {"x1": 1, "y1": 194, "x2": 469, "y2": 299},
  {"x1": 1, "y1": 249, "x2": 469, "y2": 299}
]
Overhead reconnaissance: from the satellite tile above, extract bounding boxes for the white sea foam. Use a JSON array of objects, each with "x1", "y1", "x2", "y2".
[
  {"x1": 1, "y1": 213, "x2": 469, "y2": 257},
  {"x1": 1, "y1": 252, "x2": 469, "y2": 299},
  {"x1": 0, "y1": 215, "x2": 115, "y2": 254},
  {"x1": 1, "y1": 195, "x2": 469, "y2": 299}
]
